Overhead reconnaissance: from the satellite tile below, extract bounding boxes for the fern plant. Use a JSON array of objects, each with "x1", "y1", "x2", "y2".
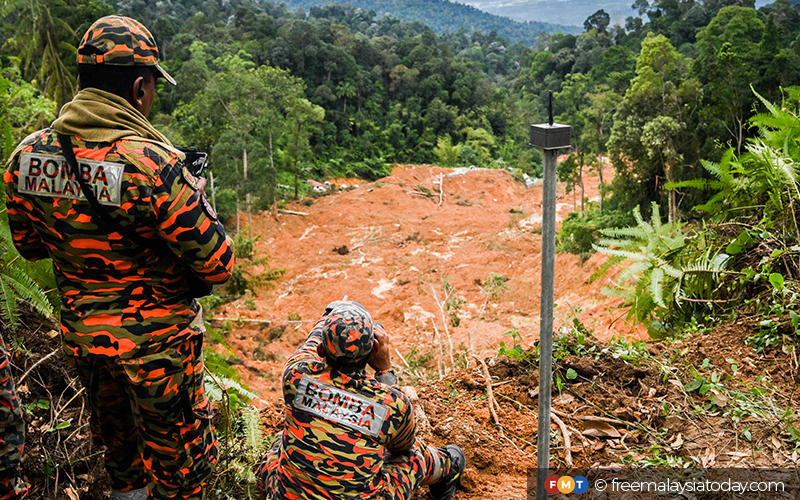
[
  {"x1": 0, "y1": 187, "x2": 57, "y2": 329},
  {"x1": 209, "y1": 401, "x2": 267, "y2": 499},
  {"x1": 667, "y1": 86, "x2": 800, "y2": 243},
  {"x1": 592, "y1": 202, "x2": 730, "y2": 336}
]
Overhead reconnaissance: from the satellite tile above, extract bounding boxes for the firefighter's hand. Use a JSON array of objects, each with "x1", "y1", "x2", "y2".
[
  {"x1": 196, "y1": 176, "x2": 208, "y2": 196},
  {"x1": 369, "y1": 323, "x2": 391, "y2": 372}
]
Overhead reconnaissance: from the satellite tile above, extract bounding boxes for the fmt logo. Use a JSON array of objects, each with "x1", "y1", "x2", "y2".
[{"x1": 545, "y1": 475, "x2": 589, "y2": 494}]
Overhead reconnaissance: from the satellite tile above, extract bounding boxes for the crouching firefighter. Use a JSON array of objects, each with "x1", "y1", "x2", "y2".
[{"x1": 258, "y1": 300, "x2": 466, "y2": 500}]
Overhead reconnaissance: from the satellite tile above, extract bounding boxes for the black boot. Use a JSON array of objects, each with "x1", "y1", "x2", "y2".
[{"x1": 429, "y1": 444, "x2": 466, "y2": 500}]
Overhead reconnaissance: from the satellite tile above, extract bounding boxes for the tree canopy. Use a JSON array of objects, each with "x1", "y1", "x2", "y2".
[{"x1": 1, "y1": 0, "x2": 800, "y2": 223}]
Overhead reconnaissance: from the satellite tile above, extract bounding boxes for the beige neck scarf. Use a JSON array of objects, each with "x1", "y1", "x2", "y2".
[{"x1": 51, "y1": 88, "x2": 174, "y2": 149}]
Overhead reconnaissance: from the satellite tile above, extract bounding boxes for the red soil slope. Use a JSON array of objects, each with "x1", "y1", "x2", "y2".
[{"x1": 216, "y1": 164, "x2": 643, "y2": 403}]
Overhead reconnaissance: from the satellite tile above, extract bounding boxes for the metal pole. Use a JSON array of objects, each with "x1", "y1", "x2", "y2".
[{"x1": 537, "y1": 147, "x2": 558, "y2": 499}]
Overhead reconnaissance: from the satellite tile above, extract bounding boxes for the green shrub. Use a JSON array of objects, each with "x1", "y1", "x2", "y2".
[
  {"x1": 214, "y1": 188, "x2": 239, "y2": 224},
  {"x1": 557, "y1": 210, "x2": 599, "y2": 260}
]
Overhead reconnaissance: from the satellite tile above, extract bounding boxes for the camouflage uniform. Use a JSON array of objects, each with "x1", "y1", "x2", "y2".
[
  {"x1": 0, "y1": 344, "x2": 26, "y2": 500},
  {"x1": 258, "y1": 303, "x2": 453, "y2": 500},
  {"x1": 3, "y1": 15, "x2": 233, "y2": 500}
]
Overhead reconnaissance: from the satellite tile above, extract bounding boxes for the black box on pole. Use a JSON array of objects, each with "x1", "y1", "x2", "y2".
[{"x1": 530, "y1": 123, "x2": 571, "y2": 150}]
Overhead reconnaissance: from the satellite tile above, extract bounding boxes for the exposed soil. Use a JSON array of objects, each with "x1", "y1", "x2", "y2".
[
  {"x1": 10, "y1": 164, "x2": 800, "y2": 499},
  {"x1": 217, "y1": 164, "x2": 644, "y2": 404}
]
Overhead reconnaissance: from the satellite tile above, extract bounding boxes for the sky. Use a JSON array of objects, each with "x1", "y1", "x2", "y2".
[{"x1": 456, "y1": 0, "x2": 773, "y2": 28}]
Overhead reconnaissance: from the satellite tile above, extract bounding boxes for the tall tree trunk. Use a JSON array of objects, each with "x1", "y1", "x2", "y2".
[
  {"x1": 244, "y1": 149, "x2": 251, "y2": 230},
  {"x1": 268, "y1": 130, "x2": 277, "y2": 208},
  {"x1": 666, "y1": 163, "x2": 677, "y2": 223},
  {"x1": 598, "y1": 161, "x2": 604, "y2": 213},
  {"x1": 578, "y1": 159, "x2": 585, "y2": 216},
  {"x1": 293, "y1": 124, "x2": 302, "y2": 200}
]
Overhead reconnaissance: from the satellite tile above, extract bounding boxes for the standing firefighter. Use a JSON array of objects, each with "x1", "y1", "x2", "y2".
[
  {"x1": 259, "y1": 300, "x2": 466, "y2": 500},
  {"x1": 3, "y1": 15, "x2": 234, "y2": 500},
  {"x1": 0, "y1": 344, "x2": 26, "y2": 499}
]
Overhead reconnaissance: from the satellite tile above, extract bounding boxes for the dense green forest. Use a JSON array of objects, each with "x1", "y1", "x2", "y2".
[{"x1": 2, "y1": 0, "x2": 800, "y2": 333}]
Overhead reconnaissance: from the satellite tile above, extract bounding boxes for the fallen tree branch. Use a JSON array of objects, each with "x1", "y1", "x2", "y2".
[
  {"x1": 430, "y1": 318, "x2": 445, "y2": 378},
  {"x1": 502, "y1": 435, "x2": 522, "y2": 453},
  {"x1": 551, "y1": 413, "x2": 573, "y2": 467},
  {"x1": 394, "y1": 348, "x2": 410, "y2": 369},
  {"x1": 552, "y1": 408, "x2": 636, "y2": 428},
  {"x1": 474, "y1": 355, "x2": 502, "y2": 437},
  {"x1": 18, "y1": 348, "x2": 60, "y2": 385},
  {"x1": 278, "y1": 209, "x2": 308, "y2": 216},
  {"x1": 678, "y1": 296, "x2": 739, "y2": 304},
  {"x1": 430, "y1": 283, "x2": 455, "y2": 369},
  {"x1": 491, "y1": 380, "x2": 514, "y2": 388},
  {"x1": 209, "y1": 317, "x2": 316, "y2": 325}
]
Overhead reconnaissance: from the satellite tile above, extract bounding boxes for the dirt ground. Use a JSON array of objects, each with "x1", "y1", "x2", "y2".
[
  {"x1": 12, "y1": 164, "x2": 800, "y2": 499},
  {"x1": 217, "y1": 164, "x2": 644, "y2": 403}
]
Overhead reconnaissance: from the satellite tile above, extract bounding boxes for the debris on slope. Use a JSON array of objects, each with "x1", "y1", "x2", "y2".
[{"x1": 216, "y1": 165, "x2": 644, "y2": 402}]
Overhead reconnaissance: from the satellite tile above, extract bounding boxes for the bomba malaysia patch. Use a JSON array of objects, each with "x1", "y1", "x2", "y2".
[
  {"x1": 294, "y1": 376, "x2": 388, "y2": 437},
  {"x1": 17, "y1": 152, "x2": 124, "y2": 206}
]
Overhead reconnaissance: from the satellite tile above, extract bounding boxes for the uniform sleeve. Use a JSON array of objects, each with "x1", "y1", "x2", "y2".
[
  {"x1": 150, "y1": 151, "x2": 233, "y2": 284},
  {"x1": 282, "y1": 319, "x2": 326, "y2": 392},
  {"x1": 3, "y1": 156, "x2": 49, "y2": 261},
  {"x1": 285, "y1": 319, "x2": 325, "y2": 370},
  {"x1": 385, "y1": 390, "x2": 416, "y2": 454}
]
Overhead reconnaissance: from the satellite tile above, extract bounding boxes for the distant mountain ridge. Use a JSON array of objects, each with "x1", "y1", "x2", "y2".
[
  {"x1": 462, "y1": 0, "x2": 637, "y2": 27},
  {"x1": 279, "y1": 0, "x2": 582, "y2": 44},
  {"x1": 462, "y1": 0, "x2": 773, "y2": 26}
]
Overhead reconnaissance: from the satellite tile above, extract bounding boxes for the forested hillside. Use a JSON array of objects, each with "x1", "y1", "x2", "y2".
[
  {"x1": 278, "y1": 0, "x2": 582, "y2": 44},
  {"x1": 3, "y1": 0, "x2": 800, "y2": 497},
  {"x1": 6, "y1": 0, "x2": 800, "y2": 224}
]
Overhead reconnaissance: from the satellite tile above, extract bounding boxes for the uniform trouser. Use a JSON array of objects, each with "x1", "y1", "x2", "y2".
[
  {"x1": 0, "y1": 347, "x2": 27, "y2": 500},
  {"x1": 69, "y1": 336, "x2": 217, "y2": 500},
  {"x1": 258, "y1": 432, "x2": 451, "y2": 500}
]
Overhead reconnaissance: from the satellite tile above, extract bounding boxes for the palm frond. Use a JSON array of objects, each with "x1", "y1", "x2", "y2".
[
  {"x1": 665, "y1": 178, "x2": 726, "y2": 191},
  {"x1": 206, "y1": 375, "x2": 259, "y2": 403},
  {"x1": 660, "y1": 262, "x2": 684, "y2": 280}
]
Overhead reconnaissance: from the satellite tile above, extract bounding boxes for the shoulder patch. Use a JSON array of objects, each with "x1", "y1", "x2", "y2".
[
  {"x1": 182, "y1": 167, "x2": 199, "y2": 190},
  {"x1": 17, "y1": 152, "x2": 124, "y2": 206},
  {"x1": 201, "y1": 195, "x2": 218, "y2": 221},
  {"x1": 293, "y1": 375, "x2": 388, "y2": 437}
]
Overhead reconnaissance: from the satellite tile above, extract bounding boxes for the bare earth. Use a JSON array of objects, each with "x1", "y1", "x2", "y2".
[{"x1": 218, "y1": 164, "x2": 643, "y2": 403}]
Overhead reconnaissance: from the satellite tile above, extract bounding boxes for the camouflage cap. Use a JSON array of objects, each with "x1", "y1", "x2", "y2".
[
  {"x1": 77, "y1": 15, "x2": 176, "y2": 85},
  {"x1": 321, "y1": 301, "x2": 374, "y2": 364}
]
